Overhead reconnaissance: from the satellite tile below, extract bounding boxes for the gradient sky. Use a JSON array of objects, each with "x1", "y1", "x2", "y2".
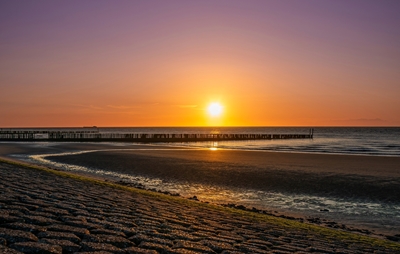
[{"x1": 1, "y1": 0, "x2": 399, "y2": 127}]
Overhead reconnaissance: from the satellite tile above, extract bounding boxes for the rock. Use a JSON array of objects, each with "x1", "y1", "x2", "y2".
[
  {"x1": 83, "y1": 234, "x2": 134, "y2": 248},
  {"x1": 124, "y1": 246, "x2": 157, "y2": 254},
  {"x1": 138, "y1": 241, "x2": 171, "y2": 253},
  {"x1": 200, "y1": 239, "x2": 235, "y2": 252},
  {"x1": 80, "y1": 241, "x2": 123, "y2": 253},
  {"x1": 22, "y1": 215, "x2": 57, "y2": 226},
  {"x1": 0, "y1": 228, "x2": 38, "y2": 244},
  {"x1": 0, "y1": 245, "x2": 23, "y2": 254},
  {"x1": 386, "y1": 235, "x2": 400, "y2": 242},
  {"x1": 3, "y1": 222, "x2": 47, "y2": 234},
  {"x1": 46, "y1": 224, "x2": 89, "y2": 238},
  {"x1": 236, "y1": 205, "x2": 247, "y2": 210},
  {"x1": 0, "y1": 214, "x2": 24, "y2": 224},
  {"x1": 40, "y1": 239, "x2": 81, "y2": 253},
  {"x1": 10, "y1": 242, "x2": 62, "y2": 254},
  {"x1": 89, "y1": 228, "x2": 126, "y2": 237},
  {"x1": 37, "y1": 231, "x2": 81, "y2": 244}
]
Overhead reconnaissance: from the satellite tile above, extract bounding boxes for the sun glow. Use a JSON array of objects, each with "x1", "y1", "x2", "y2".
[{"x1": 207, "y1": 102, "x2": 223, "y2": 117}]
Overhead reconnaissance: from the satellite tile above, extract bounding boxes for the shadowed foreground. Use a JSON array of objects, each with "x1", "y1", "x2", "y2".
[{"x1": 0, "y1": 160, "x2": 399, "y2": 253}]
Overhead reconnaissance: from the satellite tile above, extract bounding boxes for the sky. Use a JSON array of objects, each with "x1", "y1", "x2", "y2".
[{"x1": 1, "y1": 0, "x2": 399, "y2": 127}]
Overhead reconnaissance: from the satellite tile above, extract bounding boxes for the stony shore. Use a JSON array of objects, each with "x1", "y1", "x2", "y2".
[{"x1": 1, "y1": 160, "x2": 399, "y2": 254}]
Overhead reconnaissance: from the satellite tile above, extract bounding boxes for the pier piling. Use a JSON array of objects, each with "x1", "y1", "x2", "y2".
[{"x1": 0, "y1": 129, "x2": 314, "y2": 142}]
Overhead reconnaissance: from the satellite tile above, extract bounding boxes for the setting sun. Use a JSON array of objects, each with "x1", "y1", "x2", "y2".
[
  {"x1": 207, "y1": 103, "x2": 223, "y2": 117},
  {"x1": 1, "y1": 1, "x2": 399, "y2": 128}
]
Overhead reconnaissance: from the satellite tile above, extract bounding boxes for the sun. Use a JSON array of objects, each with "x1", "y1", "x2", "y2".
[{"x1": 207, "y1": 102, "x2": 223, "y2": 117}]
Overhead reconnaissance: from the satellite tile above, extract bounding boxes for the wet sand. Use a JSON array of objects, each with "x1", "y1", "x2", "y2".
[
  {"x1": 1, "y1": 142, "x2": 400, "y2": 236},
  {"x1": 45, "y1": 148, "x2": 400, "y2": 203}
]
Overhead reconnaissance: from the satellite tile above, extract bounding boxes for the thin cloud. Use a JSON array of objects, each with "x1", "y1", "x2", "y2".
[
  {"x1": 354, "y1": 118, "x2": 386, "y2": 122},
  {"x1": 107, "y1": 105, "x2": 140, "y2": 109},
  {"x1": 334, "y1": 118, "x2": 388, "y2": 125},
  {"x1": 174, "y1": 105, "x2": 198, "y2": 108},
  {"x1": 346, "y1": 118, "x2": 386, "y2": 123},
  {"x1": 72, "y1": 104, "x2": 103, "y2": 110}
]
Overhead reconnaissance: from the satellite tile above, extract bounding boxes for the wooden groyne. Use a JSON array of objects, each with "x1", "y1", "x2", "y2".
[{"x1": 0, "y1": 129, "x2": 314, "y2": 142}]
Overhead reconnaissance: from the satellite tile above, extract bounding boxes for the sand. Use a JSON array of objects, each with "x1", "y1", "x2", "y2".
[
  {"x1": 43, "y1": 148, "x2": 400, "y2": 203},
  {"x1": 1, "y1": 142, "x2": 400, "y2": 236}
]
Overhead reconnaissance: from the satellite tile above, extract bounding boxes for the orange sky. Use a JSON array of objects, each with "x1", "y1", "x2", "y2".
[{"x1": 1, "y1": 1, "x2": 399, "y2": 127}]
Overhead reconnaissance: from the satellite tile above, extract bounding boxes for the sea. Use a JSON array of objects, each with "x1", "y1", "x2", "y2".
[
  {"x1": 97, "y1": 126, "x2": 400, "y2": 156},
  {"x1": 6, "y1": 127, "x2": 400, "y2": 235}
]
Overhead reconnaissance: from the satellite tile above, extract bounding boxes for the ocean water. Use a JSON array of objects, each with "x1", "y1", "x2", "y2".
[
  {"x1": 98, "y1": 127, "x2": 400, "y2": 156},
  {"x1": 5, "y1": 127, "x2": 399, "y2": 156}
]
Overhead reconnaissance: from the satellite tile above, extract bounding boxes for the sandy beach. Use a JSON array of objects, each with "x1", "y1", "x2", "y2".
[
  {"x1": 3, "y1": 143, "x2": 400, "y2": 196},
  {"x1": 1, "y1": 158, "x2": 400, "y2": 253},
  {"x1": 1, "y1": 143, "x2": 400, "y2": 233}
]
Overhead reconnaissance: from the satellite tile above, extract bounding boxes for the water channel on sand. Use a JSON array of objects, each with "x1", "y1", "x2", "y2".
[{"x1": 23, "y1": 145, "x2": 400, "y2": 236}]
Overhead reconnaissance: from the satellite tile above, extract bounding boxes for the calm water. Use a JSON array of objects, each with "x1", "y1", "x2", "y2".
[
  {"x1": 7, "y1": 127, "x2": 399, "y2": 156},
  {"x1": 97, "y1": 127, "x2": 400, "y2": 156}
]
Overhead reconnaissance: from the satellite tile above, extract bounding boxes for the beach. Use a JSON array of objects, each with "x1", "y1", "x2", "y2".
[
  {"x1": 1, "y1": 158, "x2": 400, "y2": 253},
  {"x1": 1, "y1": 141, "x2": 400, "y2": 232},
  {"x1": 35, "y1": 146, "x2": 399, "y2": 235},
  {"x1": 1, "y1": 142, "x2": 400, "y2": 235},
  {"x1": 46, "y1": 148, "x2": 400, "y2": 201}
]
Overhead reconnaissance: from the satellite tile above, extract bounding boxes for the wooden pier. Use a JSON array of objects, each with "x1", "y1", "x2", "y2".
[{"x1": 0, "y1": 129, "x2": 313, "y2": 142}]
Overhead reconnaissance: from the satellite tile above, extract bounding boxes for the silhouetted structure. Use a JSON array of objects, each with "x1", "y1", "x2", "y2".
[{"x1": 0, "y1": 129, "x2": 313, "y2": 142}]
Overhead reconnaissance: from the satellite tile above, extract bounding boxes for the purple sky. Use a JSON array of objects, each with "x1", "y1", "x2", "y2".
[{"x1": 1, "y1": 0, "x2": 399, "y2": 126}]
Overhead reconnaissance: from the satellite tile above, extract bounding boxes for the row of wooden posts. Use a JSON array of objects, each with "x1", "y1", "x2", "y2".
[{"x1": 0, "y1": 129, "x2": 314, "y2": 142}]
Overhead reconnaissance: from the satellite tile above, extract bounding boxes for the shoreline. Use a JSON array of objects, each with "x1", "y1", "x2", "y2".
[
  {"x1": 1, "y1": 158, "x2": 400, "y2": 253},
  {"x1": 2, "y1": 139, "x2": 400, "y2": 158},
  {"x1": 160, "y1": 141, "x2": 400, "y2": 158},
  {"x1": 13, "y1": 156, "x2": 399, "y2": 238},
  {"x1": 1, "y1": 142, "x2": 400, "y2": 236},
  {"x1": 0, "y1": 142, "x2": 400, "y2": 177},
  {"x1": 1, "y1": 139, "x2": 400, "y2": 162}
]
